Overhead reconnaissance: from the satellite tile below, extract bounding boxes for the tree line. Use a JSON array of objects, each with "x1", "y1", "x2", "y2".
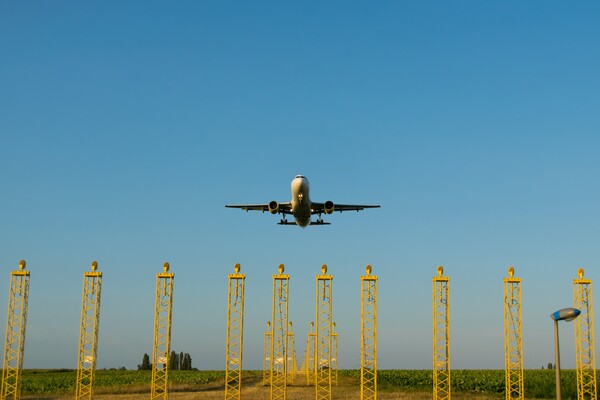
[{"x1": 137, "y1": 351, "x2": 194, "y2": 371}]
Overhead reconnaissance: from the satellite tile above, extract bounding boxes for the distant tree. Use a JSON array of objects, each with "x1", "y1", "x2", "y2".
[
  {"x1": 138, "y1": 353, "x2": 151, "y2": 370},
  {"x1": 547, "y1": 362, "x2": 553, "y2": 370},
  {"x1": 180, "y1": 352, "x2": 184, "y2": 370},
  {"x1": 182, "y1": 353, "x2": 192, "y2": 370},
  {"x1": 169, "y1": 351, "x2": 179, "y2": 370}
]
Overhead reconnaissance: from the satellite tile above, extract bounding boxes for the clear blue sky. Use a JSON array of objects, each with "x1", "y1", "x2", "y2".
[{"x1": 1, "y1": 1, "x2": 599, "y2": 370}]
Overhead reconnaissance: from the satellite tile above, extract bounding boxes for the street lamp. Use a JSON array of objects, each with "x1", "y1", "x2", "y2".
[{"x1": 550, "y1": 307, "x2": 581, "y2": 400}]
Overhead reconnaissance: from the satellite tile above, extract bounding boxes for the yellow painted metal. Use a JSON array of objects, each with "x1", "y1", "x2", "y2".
[
  {"x1": 287, "y1": 322, "x2": 296, "y2": 385},
  {"x1": 331, "y1": 322, "x2": 339, "y2": 386},
  {"x1": 225, "y1": 264, "x2": 246, "y2": 400},
  {"x1": 432, "y1": 266, "x2": 450, "y2": 400},
  {"x1": 75, "y1": 261, "x2": 103, "y2": 400},
  {"x1": 264, "y1": 322, "x2": 272, "y2": 386},
  {"x1": 573, "y1": 268, "x2": 597, "y2": 400},
  {"x1": 315, "y1": 264, "x2": 333, "y2": 400},
  {"x1": 301, "y1": 322, "x2": 315, "y2": 385},
  {"x1": 270, "y1": 264, "x2": 290, "y2": 400},
  {"x1": 1, "y1": 260, "x2": 30, "y2": 400},
  {"x1": 151, "y1": 263, "x2": 175, "y2": 400},
  {"x1": 361, "y1": 265, "x2": 378, "y2": 400},
  {"x1": 504, "y1": 266, "x2": 524, "y2": 400}
]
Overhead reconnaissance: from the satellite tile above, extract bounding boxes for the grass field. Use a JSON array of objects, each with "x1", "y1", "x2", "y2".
[{"x1": 14, "y1": 369, "x2": 587, "y2": 399}]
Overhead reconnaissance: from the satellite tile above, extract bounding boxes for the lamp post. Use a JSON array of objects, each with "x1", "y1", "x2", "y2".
[{"x1": 550, "y1": 307, "x2": 580, "y2": 400}]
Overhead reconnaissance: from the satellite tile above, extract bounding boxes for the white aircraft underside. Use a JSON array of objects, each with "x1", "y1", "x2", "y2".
[{"x1": 226, "y1": 175, "x2": 380, "y2": 227}]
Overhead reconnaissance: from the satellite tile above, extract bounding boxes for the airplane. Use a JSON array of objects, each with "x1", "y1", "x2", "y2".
[{"x1": 225, "y1": 175, "x2": 380, "y2": 227}]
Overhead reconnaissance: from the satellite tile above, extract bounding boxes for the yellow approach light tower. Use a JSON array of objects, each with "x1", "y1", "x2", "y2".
[
  {"x1": 301, "y1": 322, "x2": 315, "y2": 385},
  {"x1": 361, "y1": 265, "x2": 378, "y2": 400},
  {"x1": 432, "y1": 266, "x2": 450, "y2": 400},
  {"x1": 1, "y1": 260, "x2": 30, "y2": 400},
  {"x1": 75, "y1": 261, "x2": 103, "y2": 400},
  {"x1": 264, "y1": 322, "x2": 272, "y2": 386},
  {"x1": 332, "y1": 322, "x2": 339, "y2": 386},
  {"x1": 504, "y1": 267, "x2": 524, "y2": 400},
  {"x1": 573, "y1": 268, "x2": 597, "y2": 400},
  {"x1": 287, "y1": 322, "x2": 297, "y2": 385},
  {"x1": 270, "y1": 264, "x2": 290, "y2": 400},
  {"x1": 315, "y1": 265, "x2": 333, "y2": 400},
  {"x1": 151, "y1": 263, "x2": 175, "y2": 400},
  {"x1": 225, "y1": 264, "x2": 246, "y2": 400}
]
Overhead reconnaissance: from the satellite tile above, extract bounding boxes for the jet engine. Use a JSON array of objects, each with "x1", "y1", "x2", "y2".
[
  {"x1": 324, "y1": 200, "x2": 335, "y2": 214},
  {"x1": 268, "y1": 201, "x2": 279, "y2": 214}
]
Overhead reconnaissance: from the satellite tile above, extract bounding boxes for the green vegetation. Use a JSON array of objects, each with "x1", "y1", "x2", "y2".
[
  {"x1": 20, "y1": 369, "x2": 223, "y2": 396},
  {"x1": 15, "y1": 369, "x2": 594, "y2": 398},
  {"x1": 137, "y1": 351, "x2": 194, "y2": 371},
  {"x1": 343, "y1": 369, "x2": 584, "y2": 399}
]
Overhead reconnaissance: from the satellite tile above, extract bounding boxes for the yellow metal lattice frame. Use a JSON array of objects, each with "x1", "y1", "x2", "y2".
[
  {"x1": 151, "y1": 263, "x2": 175, "y2": 400},
  {"x1": 264, "y1": 322, "x2": 272, "y2": 386},
  {"x1": 315, "y1": 265, "x2": 333, "y2": 400},
  {"x1": 432, "y1": 266, "x2": 450, "y2": 400},
  {"x1": 225, "y1": 263, "x2": 246, "y2": 400},
  {"x1": 76, "y1": 261, "x2": 103, "y2": 400},
  {"x1": 287, "y1": 322, "x2": 296, "y2": 385},
  {"x1": 332, "y1": 322, "x2": 339, "y2": 386},
  {"x1": 270, "y1": 264, "x2": 289, "y2": 400},
  {"x1": 504, "y1": 266, "x2": 524, "y2": 400},
  {"x1": 573, "y1": 268, "x2": 597, "y2": 400},
  {"x1": 1, "y1": 260, "x2": 30, "y2": 400},
  {"x1": 361, "y1": 265, "x2": 377, "y2": 400},
  {"x1": 301, "y1": 322, "x2": 315, "y2": 385}
]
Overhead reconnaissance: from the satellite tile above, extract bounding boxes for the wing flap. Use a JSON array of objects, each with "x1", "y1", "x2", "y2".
[
  {"x1": 226, "y1": 202, "x2": 293, "y2": 214},
  {"x1": 310, "y1": 203, "x2": 380, "y2": 214}
]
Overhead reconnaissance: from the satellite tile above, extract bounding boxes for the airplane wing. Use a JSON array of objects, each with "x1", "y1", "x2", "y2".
[
  {"x1": 225, "y1": 202, "x2": 293, "y2": 215},
  {"x1": 310, "y1": 202, "x2": 380, "y2": 214}
]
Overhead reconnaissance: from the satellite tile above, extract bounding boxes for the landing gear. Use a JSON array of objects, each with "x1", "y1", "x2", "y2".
[
  {"x1": 316, "y1": 213, "x2": 324, "y2": 225},
  {"x1": 280, "y1": 218, "x2": 288, "y2": 225}
]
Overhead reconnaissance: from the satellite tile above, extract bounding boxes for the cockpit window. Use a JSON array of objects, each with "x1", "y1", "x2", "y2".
[{"x1": 295, "y1": 175, "x2": 306, "y2": 179}]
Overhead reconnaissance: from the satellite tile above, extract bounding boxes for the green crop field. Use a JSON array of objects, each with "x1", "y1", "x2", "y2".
[
  {"x1": 12, "y1": 369, "x2": 592, "y2": 399},
  {"x1": 19, "y1": 369, "x2": 223, "y2": 396}
]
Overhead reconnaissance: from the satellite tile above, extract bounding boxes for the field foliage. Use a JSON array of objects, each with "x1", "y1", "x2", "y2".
[
  {"x1": 16, "y1": 368, "x2": 593, "y2": 398},
  {"x1": 20, "y1": 369, "x2": 223, "y2": 395},
  {"x1": 343, "y1": 369, "x2": 582, "y2": 398}
]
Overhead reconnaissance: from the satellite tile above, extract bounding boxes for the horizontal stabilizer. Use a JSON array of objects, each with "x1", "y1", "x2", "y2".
[
  {"x1": 277, "y1": 221, "x2": 297, "y2": 225},
  {"x1": 276, "y1": 220, "x2": 331, "y2": 226}
]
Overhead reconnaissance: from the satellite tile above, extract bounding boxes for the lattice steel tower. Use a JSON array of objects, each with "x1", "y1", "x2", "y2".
[
  {"x1": 361, "y1": 265, "x2": 378, "y2": 400},
  {"x1": 264, "y1": 321, "x2": 272, "y2": 386},
  {"x1": 151, "y1": 262, "x2": 175, "y2": 400},
  {"x1": 287, "y1": 322, "x2": 297, "y2": 385},
  {"x1": 504, "y1": 266, "x2": 524, "y2": 400},
  {"x1": 573, "y1": 268, "x2": 597, "y2": 400},
  {"x1": 332, "y1": 322, "x2": 339, "y2": 386},
  {"x1": 270, "y1": 264, "x2": 290, "y2": 400},
  {"x1": 225, "y1": 263, "x2": 246, "y2": 400},
  {"x1": 75, "y1": 261, "x2": 103, "y2": 400},
  {"x1": 301, "y1": 322, "x2": 315, "y2": 385},
  {"x1": 432, "y1": 266, "x2": 450, "y2": 400},
  {"x1": 315, "y1": 264, "x2": 333, "y2": 400},
  {"x1": 1, "y1": 260, "x2": 30, "y2": 400}
]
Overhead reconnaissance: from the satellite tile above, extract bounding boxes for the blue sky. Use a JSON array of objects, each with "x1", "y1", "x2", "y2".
[{"x1": 1, "y1": 2, "x2": 599, "y2": 370}]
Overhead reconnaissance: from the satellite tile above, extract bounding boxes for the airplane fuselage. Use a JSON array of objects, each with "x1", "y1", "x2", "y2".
[{"x1": 291, "y1": 175, "x2": 312, "y2": 227}]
